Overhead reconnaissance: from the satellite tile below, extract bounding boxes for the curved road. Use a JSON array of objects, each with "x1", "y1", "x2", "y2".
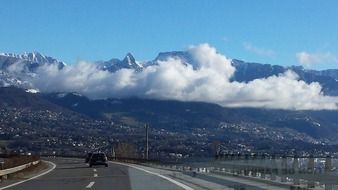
[{"x1": 2, "y1": 157, "x2": 188, "y2": 190}]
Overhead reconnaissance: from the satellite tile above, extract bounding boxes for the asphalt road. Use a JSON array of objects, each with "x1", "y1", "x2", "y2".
[{"x1": 2, "y1": 157, "x2": 187, "y2": 190}]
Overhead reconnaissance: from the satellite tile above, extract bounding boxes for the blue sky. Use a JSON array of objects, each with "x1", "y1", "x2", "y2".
[{"x1": 1, "y1": 0, "x2": 338, "y2": 70}]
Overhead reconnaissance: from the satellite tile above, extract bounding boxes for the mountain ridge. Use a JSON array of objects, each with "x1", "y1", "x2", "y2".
[
  {"x1": 2, "y1": 51, "x2": 338, "y2": 97},
  {"x1": 2, "y1": 86, "x2": 338, "y2": 144}
]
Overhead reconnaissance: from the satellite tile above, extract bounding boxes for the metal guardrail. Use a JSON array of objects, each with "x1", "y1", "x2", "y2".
[
  {"x1": 137, "y1": 157, "x2": 338, "y2": 190},
  {"x1": 0, "y1": 154, "x2": 40, "y2": 169},
  {"x1": 0, "y1": 160, "x2": 40, "y2": 178}
]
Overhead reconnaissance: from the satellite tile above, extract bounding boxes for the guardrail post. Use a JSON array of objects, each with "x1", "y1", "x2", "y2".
[
  {"x1": 325, "y1": 156, "x2": 332, "y2": 173},
  {"x1": 229, "y1": 159, "x2": 234, "y2": 174},
  {"x1": 0, "y1": 161, "x2": 5, "y2": 182},
  {"x1": 271, "y1": 155, "x2": 277, "y2": 181},
  {"x1": 281, "y1": 155, "x2": 287, "y2": 182},
  {"x1": 307, "y1": 155, "x2": 315, "y2": 188},
  {"x1": 223, "y1": 153, "x2": 228, "y2": 160},
  {"x1": 307, "y1": 155, "x2": 314, "y2": 174},
  {"x1": 230, "y1": 153, "x2": 235, "y2": 160},
  {"x1": 325, "y1": 184, "x2": 333, "y2": 190},
  {"x1": 235, "y1": 153, "x2": 241, "y2": 175},
  {"x1": 0, "y1": 162, "x2": 2, "y2": 182},
  {"x1": 251, "y1": 154, "x2": 257, "y2": 177},
  {"x1": 260, "y1": 154, "x2": 266, "y2": 179},
  {"x1": 292, "y1": 155, "x2": 300, "y2": 185},
  {"x1": 325, "y1": 156, "x2": 333, "y2": 190},
  {"x1": 244, "y1": 154, "x2": 249, "y2": 176}
]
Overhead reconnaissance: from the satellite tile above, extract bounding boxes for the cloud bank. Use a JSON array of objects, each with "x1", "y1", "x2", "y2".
[
  {"x1": 25, "y1": 44, "x2": 338, "y2": 110},
  {"x1": 296, "y1": 51, "x2": 338, "y2": 67}
]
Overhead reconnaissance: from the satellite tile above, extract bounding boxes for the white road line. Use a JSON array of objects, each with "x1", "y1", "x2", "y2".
[
  {"x1": 93, "y1": 169, "x2": 97, "y2": 172},
  {"x1": 110, "y1": 161, "x2": 194, "y2": 190},
  {"x1": 0, "y1": 161, "x2": 56, "y2": 190},
  {"x1": 86, "y1": 181, "x2": 95, "y2": 188},
  {"x1": 93, "y1": 173, "x2": 98, "y2": 177}
]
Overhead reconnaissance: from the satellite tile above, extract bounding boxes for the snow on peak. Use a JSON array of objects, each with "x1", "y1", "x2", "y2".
[
  {"x1": 0, "y1": 51, "x2": 66, "y2": 66},
  {"x1": 97, "y1": 53, "x2": 143, "y2": 72},
  {"x1": 25, "y1": 89, "x2": 39, "y2": 94},
  {"x1": 123, "y1": 53, "x2": 136, "y2": 66}
]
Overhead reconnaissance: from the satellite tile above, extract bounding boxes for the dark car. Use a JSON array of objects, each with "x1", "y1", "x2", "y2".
[
  {"x1": 89, "y1": 152, "x2": 108, "y2": 167},
  {"x1": 85, "y1": 152, "x2": 93, "y2": 163}
]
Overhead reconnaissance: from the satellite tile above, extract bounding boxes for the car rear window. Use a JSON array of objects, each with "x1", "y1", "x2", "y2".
[{"x1": 92, "y1": 153, "x2": 106, "y2": 159}]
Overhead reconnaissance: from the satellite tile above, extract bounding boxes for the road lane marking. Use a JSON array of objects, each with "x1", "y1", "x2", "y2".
[
  {"x1": 110, "y1": 161, "x2": 194, "y2": 190},
  {"x1": 86, "y1": 181, "x2": 95, "y2": 188},
  {"x1": 93, "y1": 169, "x2": 97, "y2": 172},
  {"x1": 93, "y1": 173, "x2": 98, "y2": 177},
  {"x1": 0, "y1": 161, "x2": 56, "y2": 190}
]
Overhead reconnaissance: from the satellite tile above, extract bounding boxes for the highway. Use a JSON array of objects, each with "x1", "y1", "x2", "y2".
[{"x1": 0, "y1": 157, "x2": 189, "y2": 190}]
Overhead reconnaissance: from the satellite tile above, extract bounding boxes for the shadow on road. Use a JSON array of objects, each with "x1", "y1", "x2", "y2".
[{"x1": 57, "y1": 166, "x2": 89, "y2": 170}]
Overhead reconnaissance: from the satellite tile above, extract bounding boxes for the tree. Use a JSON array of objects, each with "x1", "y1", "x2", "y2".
[{"x1": 115, "y1": 143, "x2": 137, "y2": 158}]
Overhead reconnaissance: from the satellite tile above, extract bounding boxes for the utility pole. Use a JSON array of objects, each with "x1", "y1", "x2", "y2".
[
  {"x1": 145, "y1": 124, "x2": 149, "y2": 160},
  {"x1": 111, "y1": 146, "x2": 115, "y2": 160}
]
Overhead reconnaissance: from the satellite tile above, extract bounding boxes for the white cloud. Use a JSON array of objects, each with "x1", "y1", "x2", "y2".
[
  {"x1": 296, "y1": 51, "x2": 338, "y2": 67},
  {"x1": 243, "y1": 42, "x2": 276, "y2": 57},
  {"x1": 17, "y1": 44, "x2": 338, "y2": 110}
]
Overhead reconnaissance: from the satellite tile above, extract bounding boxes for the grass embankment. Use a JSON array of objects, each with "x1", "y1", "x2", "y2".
[
  {"x1": 7, "y1": 161, "x2": 49, "y2": 180},
  {"x1": 1, "y1": 155, "x2": 40, "y2": 169}
]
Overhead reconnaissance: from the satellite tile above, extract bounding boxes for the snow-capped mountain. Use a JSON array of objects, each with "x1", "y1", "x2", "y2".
[
  {"x1": 0, "y1": 52, "x2": 66, "y2": 73},
  {"x1": 154, "y1": 51, "x2": 194, "y2": 63},
  {"x1": 104, "y1": 51, "x2": 338, "y2": 96},
  {"x1": 0, "y1": 52, "x2": 66, "y2": 89},
  {"x1": 230, "y1": 59, "x2": 338, "y2": 96},
  {"x1": 96, "y1": 53, "x2": 143, "y2": 72},
  {"x1": 144, "y1": 51, "x2": 196, "y2": 68},
  {"x1": 0, "y1": 52, "x2": 65, "y2": 65},
  {"x1": 2, "y1": 50, "x2": 338, "y2": 96}
]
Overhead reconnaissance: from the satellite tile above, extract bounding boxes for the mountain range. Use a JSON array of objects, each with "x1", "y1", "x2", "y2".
[
  {"x1": 2, "y1": 86, "x2": 338, "y2": 152},
  {"x1": 1, "y1": 51, "x2": 338, "y2": 96},
  {"x1": 2, "y1": 51, "x2": 338, "y2": 153}
]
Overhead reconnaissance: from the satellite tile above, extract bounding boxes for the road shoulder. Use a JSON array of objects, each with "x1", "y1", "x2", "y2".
[{"x1": 111, "y1": 161, "x2": 232, "y2": 190}]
